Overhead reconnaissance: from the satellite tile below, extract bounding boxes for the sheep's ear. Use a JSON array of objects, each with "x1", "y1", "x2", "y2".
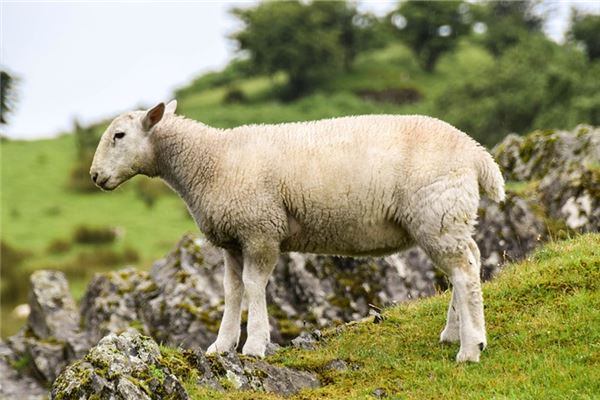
[
  {"x1": 165, "y1": 99, "x2": 177, "y2": 115},
  {"x1": 142, "y1": 103, "x2": 165, "y2": 131}
]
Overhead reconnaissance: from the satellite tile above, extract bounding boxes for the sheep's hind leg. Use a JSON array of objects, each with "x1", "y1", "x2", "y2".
[
  {"x1": 444, "y1": 243, "x2": 486, "y2": 363},
  {"x1": 207, "y1": 249, "x2": 244, "y2": 354},
  {"x1": 241, "y1": 241, "x2": 279, "y2": 358},
  {"x1": 439, "y1": 288, "x2": 460, "y2": 344}
]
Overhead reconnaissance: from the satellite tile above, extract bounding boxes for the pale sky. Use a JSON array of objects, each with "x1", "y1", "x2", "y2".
[{"x1": 1, "y1": 0, "x2": 599, "y2": 139}]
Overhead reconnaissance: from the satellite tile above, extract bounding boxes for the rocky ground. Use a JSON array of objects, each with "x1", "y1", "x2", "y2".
[{"x1": 1, "y1": 125, "x2": 598, "y2": 399}]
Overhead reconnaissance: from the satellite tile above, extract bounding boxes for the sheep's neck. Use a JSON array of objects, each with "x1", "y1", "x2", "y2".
[{"x1": 152, "y1": 117, "x2": 218, "y2": 207}]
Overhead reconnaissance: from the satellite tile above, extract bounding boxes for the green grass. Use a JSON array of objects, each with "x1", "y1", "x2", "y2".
[
  {"x1": 1, "y1": 135, "x2": 196, "y2": 336},
  {"x1": 176, "y1": 234, "x2": 600, "y2": 399},
  {"x1": 1, "y1": 135, "x2": 195, "y2": 256}
]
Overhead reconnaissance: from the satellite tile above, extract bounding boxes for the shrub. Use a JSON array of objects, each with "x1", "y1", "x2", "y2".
[
  {"x1": 73, "y1": 225, "x2": 117, "y2": 245},
  {"x1": 0, "y1": 241, "x2": 32, "y2": 304},
  {"x1": 56, "y1": 247, "x2": 140, "y2": 280},
  {"x1": 46, "y1": 239, "x2": 72, "y2": 254},
  {"x1": 67, "y1": 159, "x2": 97, "y2": 192},
  {"x1": 223, "y1": 86, "x2": 247, "y2": 104}
]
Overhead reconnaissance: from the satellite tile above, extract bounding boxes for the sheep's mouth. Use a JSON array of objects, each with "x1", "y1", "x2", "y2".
[{"x1": 97, "y1": 176, "x2": 115, "y2": 191}]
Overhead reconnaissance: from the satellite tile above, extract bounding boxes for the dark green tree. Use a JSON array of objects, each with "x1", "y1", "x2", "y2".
[
  {"x1": 434, "y1": 35, "x2": 593, "y2": 145},
  {"x1": 568, "y1": 10, "x2": 600, "y2": 61},
  {"x1": 476, "y1": 0, "x2": 544, "y2": 57},
  {"x1": 389, "y1": 0, "x2": 472, "y2": 72},
  {"x1": 0, "y1": 70, "x2": 18, "y2": 125},
  {"x1": 231, "y1": 1, "x2": 382, "y2": 98}
]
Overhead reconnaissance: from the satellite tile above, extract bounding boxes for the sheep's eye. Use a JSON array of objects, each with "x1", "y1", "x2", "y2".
[{"x1": 114, "y1": 132, "x2": 125, "y2": 140}]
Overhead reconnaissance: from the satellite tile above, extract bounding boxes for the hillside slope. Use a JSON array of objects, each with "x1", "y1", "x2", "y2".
[
  {"x1": 202, "y1": 234, "x2": 600, "y2": 399},
  {"x1": 47, "y1": 234, "x2": 600, "y2": 399}
]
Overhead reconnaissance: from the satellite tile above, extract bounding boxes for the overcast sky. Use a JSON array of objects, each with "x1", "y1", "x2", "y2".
[{"x1": 2, "y1": 0, "x2": 599, "y2": 139}]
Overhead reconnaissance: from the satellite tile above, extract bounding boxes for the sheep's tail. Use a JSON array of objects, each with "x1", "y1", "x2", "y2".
[{"x1": 475, "y1": 149, "x2": 505, "y2": 203}]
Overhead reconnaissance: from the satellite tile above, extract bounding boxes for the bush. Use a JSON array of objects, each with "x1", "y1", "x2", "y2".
[
  {"x1": 73, "y1": 225, "x2": 117, "y2": 245},
  {"x1": 175, "y1": 59, "x2": 254, "y2": 99},
  {"x1": 46, "y1": 239, "x2": 72, "y2": 254},
  {"x1": 53, "y1": 247, "x2": 140, "y2": 281},
  {"x1": 223, "y1": 86, "x2": 247, "y2": 104},
  {"x1": 67, "y1": 119, "x2": 104, "y2": 193},
  {"x1": 0, "y1": 241, "x2": 32, "y2": 304},
  {"x1": 68, "y1": 158, "x2": 97, "y2": 192}
]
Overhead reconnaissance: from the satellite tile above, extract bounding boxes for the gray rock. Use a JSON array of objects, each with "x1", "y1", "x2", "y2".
[
  {"x1": 51, "y1": 330, "x2": 319, "y2": 399},
  {"x1": 51, "y1": 329, "x2": 188, "y2": 400},
  {"x1": 28, "y1": 270, "x2": 79, "y2": 341},
  {"x1": 116, "y1": 377, "x2": 151, "y2": 400},
  {"x1": 26, "y1": 339, "x2": 66, "y2": 383},
  {"x1": 138, "y1": 239, "x2": 224, "y2": 350},
  {"x1": 204, "y1": 351, "x2": 320, "y2": 396},
  {"x1": 291, "y1": 330, "x2": 322, "y2": 350},
  {"x1": 244, "y1": 360, "x2": 320, "y2": 396},
  {"x1": 494, "y1": 125, "x2": 600, "y2": 233},
  {"x1": 475, "y1": 194, "x2": 545, "y2": 280},
  {"x1": 0, "y1": 342, "x2": 47, "y2": 400},
  {"x1": 324, "y1": 359, "x2": 348, "y2": 372},
  {"x1": 214, "y1": 351, "x2": 250, "y2": 390},
  {"x1": 80, "y1": 267, "x2": 149, "y2": 344},
  {"x1": 80, "y1": 235, "x2": 438, "y2": 352},
  {"x1": 186, "y1": 350, "x2": 223, "y2": 391}
]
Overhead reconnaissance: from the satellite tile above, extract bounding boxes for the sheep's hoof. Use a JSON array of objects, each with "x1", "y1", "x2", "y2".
[
  {"x1": 242, "y1": 340, "x2": 267, "y2": 358},
  {"x1": 206, "y1": 341, "x2": 235, "y2": 355},
  {"x1": 455, "y1": 346, "x2": 481, "y2": 363},
  {"x1": 439, "y1": 327, "x2": 460, "y2": 344}
]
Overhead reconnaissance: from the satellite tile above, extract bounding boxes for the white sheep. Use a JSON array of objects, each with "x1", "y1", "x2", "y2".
[{"x1": 90, "y1": 101, "x2": 505, "y2": 362}]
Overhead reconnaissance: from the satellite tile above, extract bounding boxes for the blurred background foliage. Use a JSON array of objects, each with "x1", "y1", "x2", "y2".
[{"x1": 2, "y1": 0, "x2": 600, "y2": 336}]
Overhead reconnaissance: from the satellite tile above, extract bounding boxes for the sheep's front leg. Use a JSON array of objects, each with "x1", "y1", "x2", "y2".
[
  {"x1": 207, "y1": 249, "x2": 243, "y2": 354},
  {"x1": 241, "y1": 242, "x2": 279, "y2": 358}
]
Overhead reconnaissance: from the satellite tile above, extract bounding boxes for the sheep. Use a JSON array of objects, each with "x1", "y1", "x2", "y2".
[{"x1": 90, "y1": 100, "x2": 505, "y2": 363}]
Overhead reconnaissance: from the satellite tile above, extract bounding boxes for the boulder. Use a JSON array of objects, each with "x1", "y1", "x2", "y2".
[
  {"x1": 77, "y1": 235, "x2": 438, "y2": 351},
  {"x1": 0, "y1": 342, "x2": 47, "y2": 400},
  {"x1": 476, "y1": 194, "x2": 545, "y2": 279},
  {"x1": 80, "y1": 267, "x2": 149, "y2": 344},
  {"x1": 51, "y1": 329, "x2": 319, "y2": 399},
  {"x1": 493, "y1": 125, "x2": 600, "y2": 233},
  {"x1": 51, "y1": 329, "x2": 189, "y2": 400},
  {"x1": 28, "y1": 270, "x2": 79, "y2": 341}
]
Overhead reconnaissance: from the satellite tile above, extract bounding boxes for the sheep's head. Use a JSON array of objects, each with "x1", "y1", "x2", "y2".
[{"x1": 90, "y1": 100, "x2": 177, "y2": 191}]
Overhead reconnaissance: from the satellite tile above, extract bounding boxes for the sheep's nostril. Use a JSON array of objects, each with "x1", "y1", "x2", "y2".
[{"x1": 92, "y1": 173, "x2": 98, "y2": 183}]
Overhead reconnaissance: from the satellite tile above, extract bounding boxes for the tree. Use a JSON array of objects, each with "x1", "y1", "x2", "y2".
[
  {"x1": 231, "y1": 1, "x2": 382, "y2": 99},
  {"x1": 568, "y1": 10, "x2": 600, "y2": 61},
  {"x1": 476, "y1": 0, "x2": 544, "y2": 57},
  {"x1": 390, "y1": 0, "x2": 471, "y2": 72},
  {"x1": 434, "y1": 35, "x2": 593, "y2": 145},
  {"x1": 0, "y1": 70, "x2": 18, "y2": 125}
]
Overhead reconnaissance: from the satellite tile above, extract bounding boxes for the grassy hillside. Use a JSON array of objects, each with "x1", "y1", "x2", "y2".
[
  {"x1": 0, "y1": 135, "x2": 197, "y2": 335},
  {"x1": 170, "y1": 234, "x2": 600, "y2": 399},
  {"x1": 175, "y1": 42, "x2": 493, "y2": 130}
]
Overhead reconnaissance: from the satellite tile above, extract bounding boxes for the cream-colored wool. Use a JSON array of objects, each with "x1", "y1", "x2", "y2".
[{"x1": 91, "y1": 101, "x2": 505, "y2": 362}]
